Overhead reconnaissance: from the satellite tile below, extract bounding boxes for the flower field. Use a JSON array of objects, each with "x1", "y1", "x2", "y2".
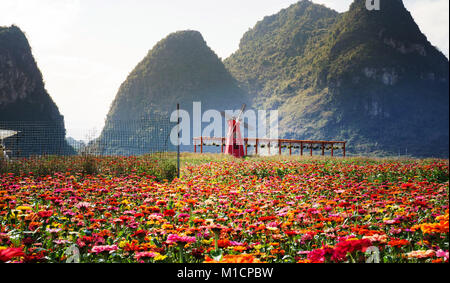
[{"x1": 0, "y1": 156, "x2": 448, "y2": 263}]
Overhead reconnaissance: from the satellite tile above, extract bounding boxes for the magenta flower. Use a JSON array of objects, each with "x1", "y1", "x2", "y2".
[
  {"x1": 90, "y1": 245, "x2": 118, "y2": 254},
  {"x1": 436, "y1": 250, "x2": 449, "y2": 260},
  {"x1": 166, "y1": 234, "x2": 196, "y2": 244}
]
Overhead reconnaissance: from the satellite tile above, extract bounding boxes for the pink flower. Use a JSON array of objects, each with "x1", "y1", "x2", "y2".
[
  {"x1": 90, "y1": 245, "x2": 118, "y2": 254},
  {"x1": 75, "y1": 202, "x2": 92, "y2": 210},
  {"x1": 307, "y1": 246, "x2": 334, "y2": 263},
  {"x1": 363, "y1": 234, "x2": 388, "y2": 244},
  {"x1": 436, "y1": 250, "x2": 449, "y2": 260},
  {"x1": 0, "y1": 248, "x2": 25, "y2": 262},
  {"x1": 390, "y1": 228, "x2": 402, "y2": 235},
  {"x1": 166, "y1": 234, "x2": 196, "y2": 244},
  {"x1": 405, "y1": 250, "x2": 435, "y2": 259},
  {"x1": 178, "y1": 213, "x2": 190, "y2": 218}
]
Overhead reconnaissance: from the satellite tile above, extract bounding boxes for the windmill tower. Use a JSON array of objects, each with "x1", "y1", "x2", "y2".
[{"x1": 221, "y1": 104, "x2": 251, "y2": 158}]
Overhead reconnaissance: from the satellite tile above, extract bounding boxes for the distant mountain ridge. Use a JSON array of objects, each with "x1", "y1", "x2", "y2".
[
  {"x1": 2, "y1": 0, "x2": 447, "y2": 158},
  {"x1": 99, "y1": 30, "x2": 250, "y2": 155},
  {"x1": 225, "y1": 0, "x2": 449, "y2": 157},
  {"x1": 0, "y1": 25, "x2": 74, "y2": 156}
]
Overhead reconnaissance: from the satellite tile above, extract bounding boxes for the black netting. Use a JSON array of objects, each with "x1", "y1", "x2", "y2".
[{"x1": 0, "y1": 118, "x2": 176, "y2": 159}]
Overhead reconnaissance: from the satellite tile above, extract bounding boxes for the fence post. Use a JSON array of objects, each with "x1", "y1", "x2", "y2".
[
  {"x1": 200, "y1": 136, "x2": 203, "y2": 153},
  {"x1": 245, "y1": 140, "x2": 248, "y2": 156},
  {"x1": 177, "y1": 103, "x2": 180, "y2": 179},
  {"x1": 300, "y1": 142, "x2": 303, "y2": 156}
]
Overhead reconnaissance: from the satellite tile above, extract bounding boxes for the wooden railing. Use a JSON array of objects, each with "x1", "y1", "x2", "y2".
[{"x1": 192, "y1": 137, "x2": 346, "y2": 157}]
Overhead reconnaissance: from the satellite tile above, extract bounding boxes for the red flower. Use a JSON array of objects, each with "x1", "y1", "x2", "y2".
[
  {"x1": 37, "y1": 210, "x2": 53, "y2": 218},
  {"x1": 332, "y1": 239, "x2": 372, "y2": 262},
  {"x1": 258, "y1": 216, "x2": 277, "y2": 222},
  {"x1": 217, "y1": 239, "x2": 231, "y2": 248},
  {"x1": 0, "y1": 248, "x2": 25, "y2": 262},
  {"x1": 285, "y1": 230, "x2": 298, "y2": 236},
  {"x1": 131, "y1": 230, "x2": 147, "y2": 238},
  {"x1": 307, "y1": 246, "x2": 335, "y2": 263},
  {"x1": 163, "y1": 209, "x2": 176, "y2": 217},
  {"x1": 191, "y1": 248, "x2": 204, "y2": 259},
  {"x1": 23, "y1": 250, "x2": 47, "y2": 263},
  {"x1": 388, "y1": 239, "x2": 410, "y2": 248},
  {"x1": 77, "y1": 236, "x2": 94, "y2": 248}
]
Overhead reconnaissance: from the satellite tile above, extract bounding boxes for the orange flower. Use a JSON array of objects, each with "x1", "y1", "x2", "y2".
[
  {"x1": 233, "y1": 246, "x2": 247, "y2": 252},
  {"x1": 270, "y1": 248, "x2": 285, "y2": 256},
  {"x1": 388, "y1": 239, "x2": 410, "y2": 248},
  {"x1": 297, "y1": 259, "x2": 312, "y2": 263},
  {"x1": 411, "y1": 215, "x2": 449, "y2": 234},
  {"x1": 204, "y1": 254, "x2": 263, "y2": 263}
]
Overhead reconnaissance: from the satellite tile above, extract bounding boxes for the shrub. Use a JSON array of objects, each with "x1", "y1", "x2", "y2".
[{"x1": 81, "y1": 154, "x2": 98, "y2": 176}]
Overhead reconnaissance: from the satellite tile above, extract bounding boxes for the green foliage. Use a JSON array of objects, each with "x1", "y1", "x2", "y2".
[
  {"x1": 225, "y1": 0, "x2": 449, "y2": 158},
  {"x1": 81, "y1": 154, "x2": 99, "y2": 176},
  {"x1": 0, "y1": 155, "x2": 178, "y2": 182},
  {"x1": 152, "y1": 159, "x2": 177, "y2": 182}
]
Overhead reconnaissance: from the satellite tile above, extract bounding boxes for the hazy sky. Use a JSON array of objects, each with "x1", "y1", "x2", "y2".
[{"x1": 1, "y1": 0, "x2": 449, "y2": 140}]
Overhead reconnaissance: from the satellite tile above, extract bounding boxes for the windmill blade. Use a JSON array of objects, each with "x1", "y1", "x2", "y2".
[
  {"x1": 220, "y1": 111, "x2": 234, "y2": 120},
  {"x1": 229, "y1": 104, "x2": 248, "y2": 135},
  {"x1": 235, "y1": 104, "x2": 246, "y2": 122}
]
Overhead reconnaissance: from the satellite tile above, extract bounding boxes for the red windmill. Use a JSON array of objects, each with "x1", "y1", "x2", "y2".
[{"x1": 221, "y1": 104, "x2": 252, "y2": 158}]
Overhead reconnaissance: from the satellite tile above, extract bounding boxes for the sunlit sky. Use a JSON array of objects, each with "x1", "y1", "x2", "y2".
[{"x1": 1, "y1": 0, "x2": 448, "y2": 140}]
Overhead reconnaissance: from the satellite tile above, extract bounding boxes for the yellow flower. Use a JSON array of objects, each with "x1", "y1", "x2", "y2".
[
  {"x1": 346, "y1": 237, "x2": 359, "y2": 241},
  {"x1": 202, "y1": 239, "x2": 213, "y2": 245},
  {"x1": 52, "y1": 222, "x2": 62, "y2": 228},
  {"x1": 162, "y1": 223, "x2": 174, "y2": 230},
  {"x1": 175, "y1": 201, "x2": 186, "y2": 208},
  {"x1": 9, "y1": 211, "x2": 17, "y2": 219},
  {"x1": 154, "y1": 254, "x2": 167, "y2": 261},
  {"x1": 16, "y1": 206, "x2": 32, "y2": 211}
]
